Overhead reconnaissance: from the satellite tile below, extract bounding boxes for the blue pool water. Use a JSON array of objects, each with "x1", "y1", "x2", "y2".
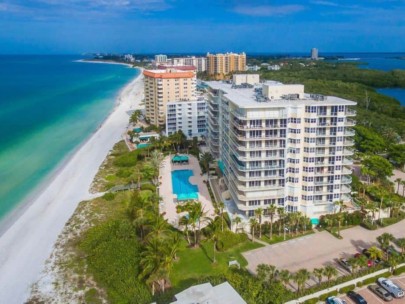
[{"x1": 171, "y1": 170, "x2": 199, "y2": 201}]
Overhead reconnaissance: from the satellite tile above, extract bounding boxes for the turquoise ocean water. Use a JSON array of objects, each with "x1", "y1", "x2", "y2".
[{"x1": 0, "y1": 55, "x2": 139, "y2": 220}]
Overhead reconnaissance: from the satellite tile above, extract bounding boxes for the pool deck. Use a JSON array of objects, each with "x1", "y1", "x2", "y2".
[{"x1": 159, "y1": 154, "x2": 215, "y2": 228}]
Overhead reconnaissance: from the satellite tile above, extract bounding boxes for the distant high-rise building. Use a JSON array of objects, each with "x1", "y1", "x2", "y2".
[
  {"x1": 206, "y1": 52, "x2": 246, "y2": 75},
  {"x1": 311, "y1": 48, "x2": 319, "y2": 60},
  {"x1": 143, "y1": 68, "x2": 196, "y2": 126},
  {"x1": 167, "y1": 56, "x2": 207, "y2": 72},
  {"x1": 154, "y1": 54, "x2": 168, "y2": 63}
]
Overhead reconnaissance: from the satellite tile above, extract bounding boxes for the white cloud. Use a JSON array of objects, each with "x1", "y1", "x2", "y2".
[{"x1": 233, "y1": 4, "x2": 305, "y2": 16}]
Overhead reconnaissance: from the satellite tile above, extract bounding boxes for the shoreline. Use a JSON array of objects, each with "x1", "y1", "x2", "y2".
[
  {"x1": 0, "y1": 68, "x2": 144, "y2": 303},
  {"x1": 0, "y1": 69, "x2": 142, "y2": 237},
  {"x1": 75, "y1": 58, "x2": 134, "y2": 68}
]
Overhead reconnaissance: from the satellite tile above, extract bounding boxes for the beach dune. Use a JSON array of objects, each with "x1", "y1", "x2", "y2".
[{"x1": 0, "y1": 71, "x2": 143, "y2": 304}]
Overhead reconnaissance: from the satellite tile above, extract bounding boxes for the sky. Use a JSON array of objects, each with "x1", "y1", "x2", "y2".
[{"x1": 0, "y1": 0, "x2": 404, "y2": 54}]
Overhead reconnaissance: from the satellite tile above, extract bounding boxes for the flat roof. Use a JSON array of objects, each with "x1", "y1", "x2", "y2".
[
  {"x1": 143, "y1": 69, "x2": 195, "y2": 79},
  {"x1": 206, "y1": 81, "x2": 357, "y2": 108}
]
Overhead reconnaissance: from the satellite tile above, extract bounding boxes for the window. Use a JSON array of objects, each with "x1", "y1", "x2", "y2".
[{"x1": 249, "y1": 200, "x2": 260, "y2": 206}]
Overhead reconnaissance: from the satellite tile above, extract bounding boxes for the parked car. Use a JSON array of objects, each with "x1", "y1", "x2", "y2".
[
  {"x1": 326, "y1": 296, "x2": 347, "y2": 304},
  {"x1": 347, "y1": 291, "x2": 367, "y2": 304},
  {"x1": 368, "y1": 284, "x2": 393, "y2": 301},
  {"x1": 378, "y1": 278, "x2": 405, "y2": 298},
  {"x1": 362, "y1": 248, "x2": 381, "y2": 264},
  {"x1": 338, "y1": 258, "x2": 352, "y2": 273}
]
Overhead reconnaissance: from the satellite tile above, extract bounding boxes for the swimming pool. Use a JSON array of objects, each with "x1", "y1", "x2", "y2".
[{"x1": 171, "y1": 169, "x2": 199, "y2": 201}]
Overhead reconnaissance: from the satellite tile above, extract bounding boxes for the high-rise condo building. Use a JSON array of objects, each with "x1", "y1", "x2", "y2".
[
  {"x1": 154, "y1": 54, "x2": 168, "y2": 63},
  {"x1": 206, "y1": 52, "x2": 246, "y2": 75},
  {"x1": 206, "y1": 78, "x2": 356, "y2": 219},
  {"x1": 311, "y1": 48, "x2": 319, "y2": 60},
  {"x1": 143, "y1": 69, "x2": 196, "y2": 126}
]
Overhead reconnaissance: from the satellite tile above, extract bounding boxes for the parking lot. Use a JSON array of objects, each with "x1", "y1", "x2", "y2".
[
  {"x1": 340, "y1": 276, "x2": 405, "y2": 304},
  {"x1": 243, "y1": 220, "x2": 405, "y2": 282}
]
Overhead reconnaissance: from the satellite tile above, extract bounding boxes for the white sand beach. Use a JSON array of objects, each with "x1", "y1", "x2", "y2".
[{"x1": 0, "y1": 71, "x2": 144, "y2": 304}]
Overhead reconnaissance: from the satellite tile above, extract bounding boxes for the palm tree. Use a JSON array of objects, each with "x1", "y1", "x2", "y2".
[
  {"x1": 207, "y1": 219, "x2": 222, "y2": 263},
  {"x1": 387, "y1": 254, "x2": 400, "y2": 274},
  {"x1": 234, "y1": 216, "x2": 242, "y2": 233},
  {"x1": 334, "y1": 200, "x2": 346, "y2": 237},
  {"x1": 377, "y1": 233, "x2": 395, "y2": 255},
  {"x1": 176, "y1": 200, "x2": 208, "y2": 247},
  {"x1": 278, "y1": 269, "x2": 291, "y2": 287},
  {"x1": 401, "y1": 181, "x2": 405, "y2": 196},
  {"x1": 255, "y1": 208, "x2": 264, "y2": 239},
  {"x1": 178, "y1": 215, "x2": 192, "y2": 245},
  {"x1": 200, "y1": 152, "x2": 214, "y2": 178},
  {"x1": 249, "y1": 217, "x2": 258, "y2": 242},
  {"x1": 293, "y1": 269, "x2": 311, "y2": 293},
  {"x1": 266, "y1": 204, "x2": 277, "y2": 239},
  {"x1": 218, "y1": 201, "x2": 225, "y2": 232},
  {"x1": 147, "y1": 215, "x2": 170, "y2": 240},
  {"x1": 395, "y1": 178, "x2": 402, "y2": 194},
  {"x1": 166, "y1": 232, "x2": 181, "y2": 261},
  {"x1": 323, "y1": 265, "x2": 338, "y2": 283},
  {"x1": 368, "y1": 246, "x2": 384, "y2": 261},
  {"x1": 313, "y1": 268, "x2": 324, "y2": 285},
  {"x1": 277, "y1": 207, "x2": 286, "y2": 239},
  {"x1": 396, "y1": 238, "x2": 405, "y2": 254}
]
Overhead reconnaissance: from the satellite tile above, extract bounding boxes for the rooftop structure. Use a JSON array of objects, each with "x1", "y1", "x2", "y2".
[
  {"x1": 171, "y1": 282, "x2": 247, "y2": 304},
  {"x1": 168, "y1": 56, "x2": 207, "y2": 72},
  {"x1": 206, "y1": 78, "x2": 356, "y2": 219},
  {"x1": 233, "y1": 74, "x2": 260, "y2": 86}
]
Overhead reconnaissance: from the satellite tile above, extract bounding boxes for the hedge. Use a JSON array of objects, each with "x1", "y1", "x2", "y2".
[
  {"x1": 140, "y1": 183, "x2": 156, "y2": 192},
  {"x1": 358, "y1": 271, "x2": 391, "y2": 286},
  {"x1": 303, "y1": 297, "x2": 319, "y2": 304},
  {"x1": 320, "y1": 290, "x2": 338, "y2": 299},
  {"x1": 338, "y1": 284, "x2": 356, "y2": 294},
  {"x1": 393, "y1": 265, "x2": 405, "y2": 275},
  {"x1": 217, "y1": 230, "x2": 248, "y2": 251}
]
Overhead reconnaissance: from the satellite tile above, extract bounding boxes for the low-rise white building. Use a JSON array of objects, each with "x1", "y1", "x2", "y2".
[
  {"x1": 166, "y1": 99, "x2": 207, "y2": 139},
  {"x1": 268, "y1": 64, "x2": 281, "y2": 71},
  {"x1": 171, "y1": 282, "x2": 247, "y2": 304}
]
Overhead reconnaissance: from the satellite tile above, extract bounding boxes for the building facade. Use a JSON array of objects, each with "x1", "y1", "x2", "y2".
[
  {"x1": 166, "y1": 99, "x2": 207, "y2": 139},
  {"x1": 311, "y1": 48, "x2": 319, "y2": 60},
  {"x1": 206, "y1": 80, "x2": 356, "y2": 219},
  {"x1": 169, "y1": 56, "x2": 207, "y2": 72},
  {"x1": 154, "y1": 54, "x2": 168, "y2": 63},
  {"x1": 206, "y1": 52, "x2": 246, "y2": 75},
  {"x1": 143, "y1": 69, "x2": 196, "y2": 126}
]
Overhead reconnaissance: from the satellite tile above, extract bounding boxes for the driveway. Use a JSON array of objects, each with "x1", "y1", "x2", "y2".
[{"x1": 243, "y1": 220, "x2": 405, "y2": 277}]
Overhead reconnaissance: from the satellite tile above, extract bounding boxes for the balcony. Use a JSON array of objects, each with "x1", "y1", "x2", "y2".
[
  {"x1": 314, "y1": 180, "x2": 334, "y2": 185},
  {"x1": 344, "y1": 130, "x2": 355, "y2": 136},
  {"x1": 342, "y1": 176, "x2": 352, "y2": 184},
  {"x1": 346, "y1": 109, "x2": 356, "y2": 116},
  {"x1": 343, "y1": 158, "x2": 353, "y2": 165},
  {"x1": 343, "y1": 139, "x2": 355, "y2": 146},
  {"x1": 234, "y1": 163, "x2": 284, "y2": 171},
  {"x1": 341, "y1": 185, "x2": 351, "y2": 193},
  {"x1": 343, "y1": 148, "x2": 354, "y2": 156},
  {"x1": 345, "y1": 119, "x2": 356, "y2": 127}
]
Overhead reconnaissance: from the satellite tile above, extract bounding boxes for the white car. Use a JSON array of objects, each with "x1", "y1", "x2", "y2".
[
  {"x1": 326, "y1": 296, "x2": 347, "y2": 304},
  {"x1": 378, "y1": 278, "x2": 405, "y2": 298}
]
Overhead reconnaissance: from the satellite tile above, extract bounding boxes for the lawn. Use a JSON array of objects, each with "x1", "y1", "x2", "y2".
[{"x1": 170, "y1": 238, "x2": 263, "y2": 291}]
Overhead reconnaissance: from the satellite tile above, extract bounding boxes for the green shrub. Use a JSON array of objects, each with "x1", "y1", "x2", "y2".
[
  {"x1": 102, "y1": 192, "x2": 115, "y2": 201},
  {"x1": 303, "y1": 298, "x2": 319, "y2": 304},
  {"x1": 84, "y1": 288, "x2": 102, "y2": 304},
  {"x1": 113, "y1": 152, "x2": 138, "y2": 167},
  {"x1": 217, "y1": 230, "x2": 248, "y2": 251},
  {"x1": 361, "y1": 271, "x2": 391, "y2": 285},
  {"x1": 116, "y1": 168, "x2": 132, "y2": 178},
  {"x1": 339, "y1": 284, "x2": 355, "y2": 294},
  {"x1": 80, "y1": 220, "x2": 151, "y2": 304},
  {"x1": 394, "y1": 265, "x2": 405, "y2": 275},
  {"x1": 321, "y1": 290, "x2": 338, "y2": 299},
  {"x1": 360, "y1": 220, "x2": 378, "y2": 230},
  {"x1": 140, "y1": 183, "x2": 156, "y2": 192}
]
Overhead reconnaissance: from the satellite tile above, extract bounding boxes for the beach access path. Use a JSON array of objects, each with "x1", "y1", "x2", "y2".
[{"x1": 0, "y1": 70, "x2": 144, "y2": 304}]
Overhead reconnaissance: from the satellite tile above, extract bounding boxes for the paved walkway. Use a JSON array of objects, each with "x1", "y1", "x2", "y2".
[
  {"x1": 243, "y1": 220, "x2": 405, "y2": 275},
  {"x1": 159, "y1": 155, "x2": 215, "y2": 227}
]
